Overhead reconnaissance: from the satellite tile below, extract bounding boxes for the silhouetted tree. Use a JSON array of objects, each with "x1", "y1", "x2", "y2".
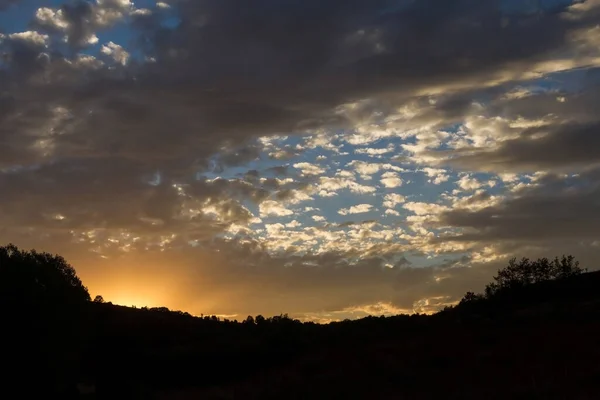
[
  {"x1": 460, "y1": 291, "x2": 485, "y2": 304},
  {"x1": 460, "y1": 255, "x2": 586, "y2": 305},
  {"x1": 93, "y1": 295, "x2": 105, "y2": 303},
  {"x1": 0, "y1": 243, "x2": 90, "y2": 305},
  {"x1": 485, "y1": 255, "x2": 585, "y2": 297}
]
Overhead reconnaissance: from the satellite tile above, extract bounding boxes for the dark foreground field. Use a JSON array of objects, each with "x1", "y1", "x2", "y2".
[{"x1": 2, "y1": 246, "x2": 600, "y2": 399}]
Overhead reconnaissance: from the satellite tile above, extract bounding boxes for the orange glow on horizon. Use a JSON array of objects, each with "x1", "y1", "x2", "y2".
[
  {"x1": 88, "y1": 278, "x2": 178, "y2": 310},
  {"x1": 78, "y1": 254, "x2": 195, "y2": 311}
]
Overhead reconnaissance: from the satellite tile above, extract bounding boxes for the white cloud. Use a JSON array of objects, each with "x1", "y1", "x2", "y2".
[
  {"x1": 318, "y1": 190, "x2": 338, "y2": 197},
  {"x1": 380, "y1": 171, "x2": 403, "y2": 188},
  {"x1": 354, "y1": 143, "x2": 395, "y2": 156},
  {"x1": 448, "y1": 190, "x2": 504, "y2": 212},
  {"x1": 284, "y1": 190, "x2": 314, "y2": 205},
  {"x1": 421, "y1": 168, "x2": 450, "y2": 185},
  {"x1": 403, "y1": 202, "x2": 449, "y2": 216},
  {"x1": 132, "y1": 8, "x2": 152, "y2": 16},
  {"x1": 498, "y1": 173, "x2": 520, "y2": 182},
  {"x1": 348, "y1": 161, "x2": 381, "y2": 178},
  {"x1": 348, "y1": 161, "x2": 403, "y2": 180},
  {"x1": 402, "y1": 130, "x2": 449, "y2": 155},
  {"x1": 286, "y1": 220, "x2": 302, "y2": 228},
  {"x1": 293, "y1": 162, "x2": 326, "y2": 176},
  {"x1": 2, "y1": 31, "x2": 49, "y2": 46},
  {"x1": 456, "y1": 175, "x2": 481, "y2": 191},
  {"x1": 338, "y1": 204, "x2": 374, "y2": 215},
  {"x1": 73, "y1": 54, "x2": 104, "y2": 69},
  {"x1": 383, "y1": 193, "x2": 405, "y2": 209},
  {"x1": 101, "y1": 41, "x2": 130, "y2": 65},
  {"x1": 300, "y1": 133, "x2": 342, "y2": 153},
  {"x1": 35, "y1": 8, "x2": 69, "y2": 30},
  {"x1": 265, "y1": 223, "x2": 285, "y2": 235},
  {"x1": 259, "y1": 200, "x2": 294, "y2": 217},
  {"x1": 316, "y1": 176, "x2": 377, "y2": 195}
]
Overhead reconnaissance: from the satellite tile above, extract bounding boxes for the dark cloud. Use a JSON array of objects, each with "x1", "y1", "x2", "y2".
[
  {"x1": 437, "y1": 170, "x2": 600, "y2": 243},
  {"x1": 0, "y1": 159, "x2": 277, "y2": 237},
  {"x1": 451, "y1": 120, "x2": 600, "y2": 172},
  {"x1": 2, "y1": 0, "x2": 596, "y2": 173},
  {"x1": 489, "y1": 81, "x2": 600, "y2": 124}
]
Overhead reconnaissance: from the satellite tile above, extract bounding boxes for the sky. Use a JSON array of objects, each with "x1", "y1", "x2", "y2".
[{"x1": 1, "y1": 0, "x2": 600, "y2": 322}]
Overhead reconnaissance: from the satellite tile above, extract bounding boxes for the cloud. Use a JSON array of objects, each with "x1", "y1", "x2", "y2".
[
  {"x1": 293, "y1": 162, "x2": 327, "y2": 176},
  {"x1": 404, "y1": 202, "x2": 449, "y2": 216},
  {"x1": 445, "y1": 190, "x2": 504, "y2": 212},
  {"x1": 422, "y1": 168, "x2": 450, "y2": 185},
  {"x1": 316, "y1": 175, "x2": 377, "y2": 195},
  {"x1": 451, "y1": 121, "x2": 600, "y2": 173},
  {"x1": 438, "y1": 169, "x2": 600, "y2": 243},
  {"x1": 1, "y1": 31, "x2": 49, "y2": 47},
  {"x1": 354, "y1": 143, "x2": 395, "y2": 156},
  {"x1": 286, "y1": 220, "x2": 302, "y2": 228},
  {"x1": 100, "y1": 41, "x2": 130, "y2": 65},
  {"x1": 383, "y1": 194, "x2": 406, "y2": 209},
  {"x1": 381, "y1": 171, "x2": 403, "y2": 188},
  {"x1": 348, "y1": 161, "x2": 403, "y2": 180},
  {"x1": 339, "y1": 204, "x2": 374, "y2": 215},
  {"x1": 259, "y1": 200, "x2": 294, "y2": 217},
  {"x1": 456, "y1": 174, "x2": 482, "y2": 191}
]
